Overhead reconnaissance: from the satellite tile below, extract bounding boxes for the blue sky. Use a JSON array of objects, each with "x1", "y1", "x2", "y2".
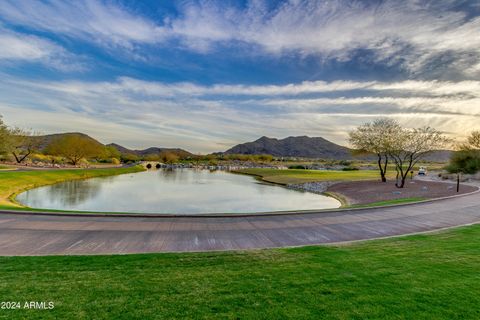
[{"x1": 0, "y1": 0, "x2": 479, "y2": 152}]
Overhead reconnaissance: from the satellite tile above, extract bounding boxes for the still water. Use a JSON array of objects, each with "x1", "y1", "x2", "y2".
[{"x1": 16, "y1": 169, "x2": 340, "y2": 214}]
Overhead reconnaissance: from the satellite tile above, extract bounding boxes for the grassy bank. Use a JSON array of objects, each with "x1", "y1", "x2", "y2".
[
  {"x1": 346, "y1": 197, "x2": 426, "y2": 208},
  {"x1": 237, "y1": 168, "x2": 388, "y2": 185},
  {"x1": 0, "y1": 166, "x2": 145, "y2": 208},
  {"x1": 0, "y1": 224, "x2": 479, "y2": 319}
]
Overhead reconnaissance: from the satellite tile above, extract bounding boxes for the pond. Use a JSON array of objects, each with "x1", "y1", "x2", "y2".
[{"x1": 16, "y1": 169, "x2": 340, "y2": 214}]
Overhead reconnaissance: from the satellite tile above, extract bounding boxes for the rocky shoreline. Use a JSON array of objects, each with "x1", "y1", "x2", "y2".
[{"x1": 286, "y1": 181, "x2": 337, "y2": 194}]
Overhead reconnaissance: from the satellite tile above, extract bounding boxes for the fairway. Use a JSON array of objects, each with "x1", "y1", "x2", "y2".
[
  {"x1": 237, "y1": 168, "x2": 386, "y2": 185},
  {"x1": 0, "y1": 166, "x2": 144, "y2": 208},
  {"x1": 0, "y1": 224, "x2": 479, "y2": 319}
]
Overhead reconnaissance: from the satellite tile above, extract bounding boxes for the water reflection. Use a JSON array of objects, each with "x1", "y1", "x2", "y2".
[{"x1": 16, "y1": 169, "x2": 340, "y2": 214}]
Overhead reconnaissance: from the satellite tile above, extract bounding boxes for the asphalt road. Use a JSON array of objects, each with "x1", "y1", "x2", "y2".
[{"x1": 0, "y1": 190, "x2": 479, "y2": 256}]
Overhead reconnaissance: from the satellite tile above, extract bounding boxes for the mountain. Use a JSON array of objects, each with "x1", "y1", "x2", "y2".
[
  {"x1": 224, "y1": 136, "x2": 452, "y2": 162},
  {"x1": 32, "y1": 133, "x2": 193, "y2": 158},
  {"x1": 421, "y1": 150, "x2": 452, "y2": 162},
  {"x1": 106, "y1": 143, "x2": 193, "y2": 158},
  {"x1": 35, "y1": 132, "x2": 103, "y2": 151},
  {"x1": 224, "y1": 136, "x2": 356, "y2": 159}
]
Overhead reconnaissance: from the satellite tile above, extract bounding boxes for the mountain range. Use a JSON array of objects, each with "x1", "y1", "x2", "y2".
[
  {"x1": 34, "y1": 133, "x2": 192, "y2": 158},
  {"x1": 33, "y1": 133, "x2": 451, "y2": 162},
  {"x1": 224, "y1": 136, "x2": 452, "y2": 162},
  {"x1": 224, "y1": 136, "x2": 355, "y2": 159},
  {"x1": 106, "y1": 143, "x2": 192, "y2": 158}
]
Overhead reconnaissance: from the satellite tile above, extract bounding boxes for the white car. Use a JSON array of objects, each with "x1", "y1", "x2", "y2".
[{"x1": 418, "y1": 166, "x2": 427, "y2": 175}]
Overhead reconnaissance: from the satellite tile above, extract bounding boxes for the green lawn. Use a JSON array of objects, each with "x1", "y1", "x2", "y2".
[
  {"x1": 0, "y1": 166, "x2": 144, "y2": 208},
  {"x1": 346, "y1": 197, "x2": 426, "y2": 208},
  {"x1": 237, "y1": 168, "x2": 388, "y2": 185},
  {"x1": 0, "y1": 224, "x2": 479, "y2": 319}
]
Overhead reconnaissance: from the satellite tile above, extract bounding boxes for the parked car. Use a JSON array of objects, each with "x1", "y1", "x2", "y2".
[{"x1": 418, "y1": 166, "x2": 427, "y2": 175}]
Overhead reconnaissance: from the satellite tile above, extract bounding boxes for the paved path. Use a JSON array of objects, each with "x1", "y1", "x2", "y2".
[{"x1": 0, "y1": 191, "x2": 479, "y2": 256}]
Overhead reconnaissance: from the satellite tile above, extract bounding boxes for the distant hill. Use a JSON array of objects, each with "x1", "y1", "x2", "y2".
[
  {"x1": 224, "y1": 136, "x2": 452, "y2": 162},
  {"x1": 106, "y1": 143, "x2": 193, "y2": 158},
  {"x1": 35, "y1": 132, "x2": 103, "y2": 151},
  {"x1": 421, "y1": 150, "x2": 452, "y2": 162},
  {"x1": 33, "y1": 133, "x2": 193, "y2": 158},
  {"x1": 224, "y1": 136, "x2": 355, "y2": 159}
]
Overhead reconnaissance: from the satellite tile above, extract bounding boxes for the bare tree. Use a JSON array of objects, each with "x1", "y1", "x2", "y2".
[
  {"x1": 388, "y1": 127, "x2": 451, "y2": 188},
  {"x1": 9, "y1": 128, "x2": 39, "y2": 163},
  {"x1": 349, "y1": 119, "x2": 402, "y2": 182},
  {"x1": 467, "y1": 131, "x2": 480, "y2": 150}
]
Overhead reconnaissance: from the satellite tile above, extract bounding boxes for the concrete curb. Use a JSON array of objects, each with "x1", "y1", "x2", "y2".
[{"x1": 2, "y1": 186, "x2": 479, "y2": 219}]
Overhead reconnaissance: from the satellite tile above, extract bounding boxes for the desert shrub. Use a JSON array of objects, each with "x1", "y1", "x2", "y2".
[
  {"x1": 446, "y1": 150, "x2": 480, "y2": 174},
  {"x1": 288, "y1": 165, "x2": 307, "y2": 169}
]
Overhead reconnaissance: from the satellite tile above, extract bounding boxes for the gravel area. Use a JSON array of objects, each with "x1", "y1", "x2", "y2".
[
  {"x1": 326, "y1": 179, "x2": 478, "y2": 205},
  {"x1": 287, "y1": 181, "x2": 337, "y2": 194}
]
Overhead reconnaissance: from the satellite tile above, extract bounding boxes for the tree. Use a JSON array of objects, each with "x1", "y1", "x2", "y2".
[
  {"x1": 0, "y1": 116, "x2": 11, "y2": 156},
  {"x1": 467, "y1": 131, "x2": 480, "y2": 149},
  {"x1": 159, "y1": 151, "x2": 179, "y2": 164},
  {"x1": 447, "y1": 131, "x2": 480, "y2": 174},
  {"x1": 102, "y1": 145, "x2": 121, "y2": 160},
  {"x1": 349, "y1": 119, "x2": 402, "y2": 182},
  {"x1": 388, "y1": 127, "x2": 450, "y2": 188},
  {"x1": 45, "y1": 135, "x2": 104, "y2": 165},
  {"x1": 121, "y1": 153, "x2": 140, "y2": 163},
  {"x1": 0, "y1": 116, "x2": 38, "y2": 163},
  {"x1": 9, "y1": 128, "x2": 39, "y2": 163}
]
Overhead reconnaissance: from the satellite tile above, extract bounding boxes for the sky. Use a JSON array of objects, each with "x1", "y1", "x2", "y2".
[{"x1": 0, "y1": 0, "x2": 479, "y2": 153}]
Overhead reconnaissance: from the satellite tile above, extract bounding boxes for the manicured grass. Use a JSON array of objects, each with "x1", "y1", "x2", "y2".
[
  {"x1": 0, "y1": 166, "x2": 144, "y2": 208},
  {"x1": 346, "y1": 197, "x2": 426, "y2": 208},
  {"x1": 0, "y1": 224, "x2": 479, "y2": 319},
  {"x1": 237, "y1": 168, "x2": 389, "y2": 185}
]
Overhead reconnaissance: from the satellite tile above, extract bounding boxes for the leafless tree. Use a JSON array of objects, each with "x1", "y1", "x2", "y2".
[
  {"x1": 349, "y1": 118, "x2": 402, "y2": 182},
  {"x1": 388, "y1": 127, "x2": 451, "y2": 188},
  {"x1": 9, "y1": 128, "x2": 39, "y2": 163}
]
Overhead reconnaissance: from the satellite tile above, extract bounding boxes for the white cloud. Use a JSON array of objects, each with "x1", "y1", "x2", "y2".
[
  {"x1": 0, "y1": 0, "x2": 163, "y2": 49},
  {"x1": 0, "y1": 75, "x2": 479, "y2": 152},
  {"x1": 164, "y1": 0, "x2": 480, "y2": 75},
  {"x1": 0, "y1": 1, "x2": 478, "y2": 75},
  {"x1": 0, "y1": 28, "x2": 84, "y2": 71}
]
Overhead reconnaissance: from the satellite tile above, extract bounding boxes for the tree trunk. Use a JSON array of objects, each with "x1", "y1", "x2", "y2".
[
  {"x1": 377, "y1": 154, "x2": 387, "y2": 182},
  {"x1": 382, "y1": 156, "x2": 388, "y2": 182},
  {"x1": 12, "y1": 149, "x2": 31, "y2": 164}
]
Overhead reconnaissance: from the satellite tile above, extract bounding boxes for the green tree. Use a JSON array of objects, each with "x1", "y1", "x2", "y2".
[
  {"x1": 447, "y1": 131, "x2": 480, "y2": 174},
  {"x1": 103, "y1": 146, "x2": 121, "y2": 160},
  {"x1": 159, "y1": 151, "x2": 179, "y2": 164},
  {"x1": 0, "y1": 116, "x2": 11, "y2": 156},
  {"x1": 45, "y1": 135, "x2": 104, "y2": 165}
]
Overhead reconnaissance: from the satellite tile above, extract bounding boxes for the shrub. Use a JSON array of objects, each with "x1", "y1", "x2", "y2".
[
  {"x1": 446, "y1": 150, "x2": 480, "y2": 174},
  {"x1": 288, "y1": 165, "x2": 307, "y2": 169}
]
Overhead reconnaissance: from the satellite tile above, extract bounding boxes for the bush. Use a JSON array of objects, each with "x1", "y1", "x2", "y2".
[
  {"x1": 446, "y1": 150, "x2": 480, "y2": 174},
  {"x1": 288, "y1": 165, "x2": 307, "y2": 169}
]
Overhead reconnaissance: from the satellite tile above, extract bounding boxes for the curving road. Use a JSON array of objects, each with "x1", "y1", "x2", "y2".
[{"x1": 0, "y1": 191, "x2": 480, "y2": 256}]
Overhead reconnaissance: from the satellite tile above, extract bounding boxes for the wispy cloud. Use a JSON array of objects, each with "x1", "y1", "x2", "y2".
[
  {"x1": 0, "y1": 27, "x2": 85, "y2": 71},
  {"x1": 164, "y1": 0, "x2": 480, "y2": 76},
  {"x1": 1, "y1": 75, "x2": 478, "y2": 151},
  {"x1": 0, "y1": 0, "x2": 162, "y2": 48},
  {"x1": 0, "y1": 1, "x2": 478, "y2": 76}
]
